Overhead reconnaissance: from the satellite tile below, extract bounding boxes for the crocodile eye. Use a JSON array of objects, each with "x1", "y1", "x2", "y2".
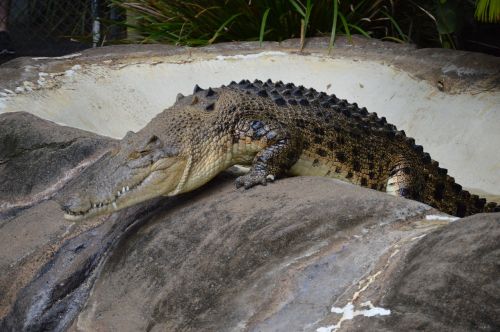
[{"x1": 147, "y1": 135, "x2": 159, "y2": 145}]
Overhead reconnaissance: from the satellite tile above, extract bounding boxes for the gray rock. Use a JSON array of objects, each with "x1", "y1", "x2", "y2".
[
  {"x1": 70, "y1": 175, "x2": 436, "y2": 332},
  {"x1": 359, "y1": 213, "x2": 500, "y2": 332},
  {"x1": 0, "y1": 112, "x2": 116, "y2": 220}
]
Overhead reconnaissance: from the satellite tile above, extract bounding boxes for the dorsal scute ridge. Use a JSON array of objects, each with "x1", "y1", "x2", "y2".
[{"x1": 200, "y1": 80, "x2": 404, "y2": 138}]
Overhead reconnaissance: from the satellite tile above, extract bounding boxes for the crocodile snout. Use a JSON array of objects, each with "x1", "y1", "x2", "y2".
[{"x1": 59, "y1": 192, "x2": 92, "y2": 217}]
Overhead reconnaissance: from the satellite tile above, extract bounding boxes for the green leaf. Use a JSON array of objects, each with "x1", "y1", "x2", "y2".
[
  {"x1": 288, "y1": 0, "x2": 306, "y2": 17},
  {"x1": 347, "y1": 24, "x2": 371, "y2": 38},
  {"x1": 208, "y1": 13, "x2": 242, "y2": 44},
  {"x1": 260, "y1": 8, "x2": 271, "y2": 46},
  {"x1": 328, "y1": 0, "x2": 339, "y2": 53},
  {"x1": 338, "y1": 11, "x2": 351, "y2": 42},
  {"x1": 475, "y1": 0, "x2": 500, "y2": 22}
]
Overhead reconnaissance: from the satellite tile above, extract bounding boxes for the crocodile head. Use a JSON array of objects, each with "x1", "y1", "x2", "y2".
[{"x1": 59, "y1": 130, "x2": 187, "y2": 221}]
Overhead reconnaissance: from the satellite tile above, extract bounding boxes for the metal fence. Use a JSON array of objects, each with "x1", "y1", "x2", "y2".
[{"x1": 0, "y1": 0, "x2": 124, "y2": 64}]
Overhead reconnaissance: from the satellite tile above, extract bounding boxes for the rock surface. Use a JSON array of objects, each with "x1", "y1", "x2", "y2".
[
  {"x1": 0, "y1": 112, "x2": 116, "y2": 219},
  {"x1": 0, "y1": 112, "x2": 499, "y2": 332}
]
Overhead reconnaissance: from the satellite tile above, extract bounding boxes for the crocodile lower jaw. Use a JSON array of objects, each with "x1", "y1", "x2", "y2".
[{"x1": 63, "y1": 182, "x2": 139, "y2": 220}]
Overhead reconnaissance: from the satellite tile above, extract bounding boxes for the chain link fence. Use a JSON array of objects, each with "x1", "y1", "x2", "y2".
[{"x1": 0, "y1": 0, "x2": 124, "y2": 64}]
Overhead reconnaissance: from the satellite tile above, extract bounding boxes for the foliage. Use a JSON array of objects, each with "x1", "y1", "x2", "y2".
[
  {"x1": 107, "y1": 0, "x2": 499, "y2": 54},
  {"x1": 475, "y1": 0, "x2": 500, "y2": 22},
  {"x1": 109, "y1": 0, "x2": 408, "y2": 46}
]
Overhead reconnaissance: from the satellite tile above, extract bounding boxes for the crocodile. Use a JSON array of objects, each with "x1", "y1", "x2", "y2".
[{"x1": 60, "y1": 79, "x2": 499, "y2": 220}]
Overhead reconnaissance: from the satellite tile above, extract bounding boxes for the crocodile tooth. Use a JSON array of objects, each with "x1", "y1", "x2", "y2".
[
  {"x1": 193, "y1": 84, "x2": 203, "y2": 93},
  {"x1": 117, "y1": 191, "x2": 121, "y2": 196},
  {"x1": 122, "y1": 187, "x2": 126, "y2": 193},
  {"x1": 257, "y1": 89, "x2": 268, "y2": 97},
  {"x1": 205, "y1": 88, "x2": 215, "y2": 97},
  {"x1": 205, "y1": 103, "x2": 215, "y2": 111},
  {"x1": 112, "y1": 202, "x2": 117, "y2": 209},
  {"x1": 126, "y1": 186, "x2": 129, "y2": 191}
]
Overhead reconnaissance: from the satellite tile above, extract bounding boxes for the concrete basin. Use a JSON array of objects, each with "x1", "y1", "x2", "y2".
[{"x1": 1, "y1": 37, "x2": 499, "y2": 197}]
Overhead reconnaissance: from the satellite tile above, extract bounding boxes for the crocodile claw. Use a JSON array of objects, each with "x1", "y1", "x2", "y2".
[{"x1": 235, "y1": 173, "x2": 273, "y2": 189}]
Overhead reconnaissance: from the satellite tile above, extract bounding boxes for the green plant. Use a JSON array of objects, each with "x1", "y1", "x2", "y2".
[
  {"x1": 109, "y1": 0, "x2": 407, "y2": 47},
  {"x1": 475, "y1": 0, "x2": 500, "y2": 22}
]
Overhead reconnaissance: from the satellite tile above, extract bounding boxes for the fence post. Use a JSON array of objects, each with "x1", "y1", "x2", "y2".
[{"x1": 91, "y1": 0, "x2": 100, "y2": 47}]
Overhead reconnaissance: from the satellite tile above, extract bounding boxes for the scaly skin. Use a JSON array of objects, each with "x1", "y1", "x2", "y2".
[{"x1": 59, "y1": 79, "x2": 499, "y2": 219}]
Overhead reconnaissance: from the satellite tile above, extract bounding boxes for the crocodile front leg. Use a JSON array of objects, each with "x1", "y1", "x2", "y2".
[{"x1": 234, "y1": 119, "x2": 301, "y2": 189}]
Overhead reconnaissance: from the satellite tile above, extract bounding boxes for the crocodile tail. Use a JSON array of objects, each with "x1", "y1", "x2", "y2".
[{"x1": 421, "y1": 159, "x2": 499, "y2": 217}]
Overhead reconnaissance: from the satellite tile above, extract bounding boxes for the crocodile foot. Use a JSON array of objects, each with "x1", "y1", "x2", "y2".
[{"x1": 235, "y1": 172, "x2": 275, "y2": 189}]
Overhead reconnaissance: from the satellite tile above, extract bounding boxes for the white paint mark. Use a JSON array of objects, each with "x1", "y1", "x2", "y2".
[
  {"x1": 32, "y1": 53, "x2": 82, "y2": 60},
  {"x1": 425, "y1": 214, "x2": 460, "y2": 222},
  {"x1": 215, "y1": 51, "x2": 287, "y2": 61},
  {"x1": 317, "y1": 301, "x2": 390, "y2": 332},
  {"x1": 353, "y1": 271, "x2": 380, "y2": 302}
]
